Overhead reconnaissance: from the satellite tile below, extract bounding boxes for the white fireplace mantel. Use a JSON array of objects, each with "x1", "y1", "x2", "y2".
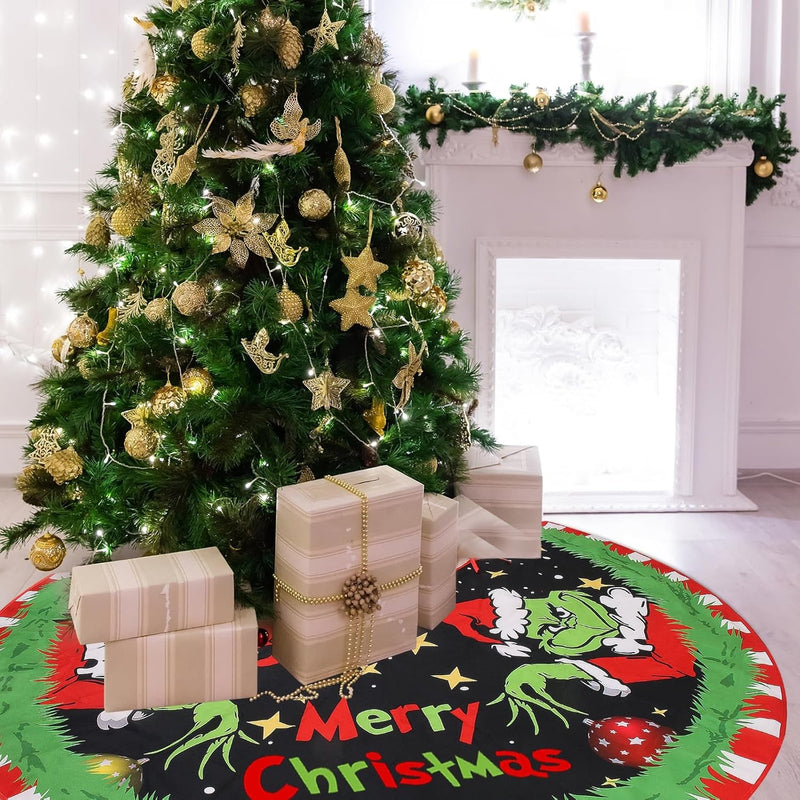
[{"x1": 420, "y1": 132, "x2": 757, "y2": 512}]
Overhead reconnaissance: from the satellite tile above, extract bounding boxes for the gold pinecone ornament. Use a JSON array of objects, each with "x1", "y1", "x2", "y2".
[
  {"x1": 85, "y1": 215, "x2": 110, "y2": 248},
  {"x1": 150, "y1": 73, "x2": 180, "y2": 105},
  {"x1": 172, "y1": 281, "x2": 208, "y2": 316},
  {"x1": 418, "y1": 285, "x2": 448, "y2": 315},
  {"x1": 124, "y1": 425, "x2": 160, "y2": 461},
  {"x1": 151, "y1": 381, "x2": 187, "y2": 417},
  {"x1": 277, "y1": 282, "x2": 304, "y2": 323},
  {"x1": 239, "y1": 84, "x2": 270, "y2": 117},
  {"x1": 402, "y1": 257, "x2": 436, "y2": 297},
  {"x1": 67, "y1": 314, "x2": 99, "y2": 349},
  {"x1": 43, "y1": 446, "x2": 84, "y2": 485},
  {"x1": 29, "y1": 532, "x2": 67, "y2": 571},
  {"x1": 144, "y1": 297, "x2": 170, "y2": 323}
]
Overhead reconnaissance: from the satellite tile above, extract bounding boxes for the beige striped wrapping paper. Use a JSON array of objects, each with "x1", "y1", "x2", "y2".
[
  {"x1": 104, "y1": 606, "x2": 258, "y2": 712},
  {"x1": 69, "y1": 547, "x2": 234, "y2": 645}
]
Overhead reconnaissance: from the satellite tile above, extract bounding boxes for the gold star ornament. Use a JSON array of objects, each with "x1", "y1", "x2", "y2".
[
  {"x1": 303, "y1": 370, "x2": 351, "y2": 411},
  {"x1": 342, "y1": 244, "x2": 388, "y2": 293},
  {"x1": 307, "y1": 7, "x2": 346, "y2": 53},
  {"x1": 329, "y1": 289, "x2": 375, "y2": 331}
]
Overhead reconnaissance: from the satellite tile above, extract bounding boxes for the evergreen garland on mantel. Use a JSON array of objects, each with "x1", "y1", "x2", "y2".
[{"x1": 401, "y1": 80, "x2": 797, "y2": 205}]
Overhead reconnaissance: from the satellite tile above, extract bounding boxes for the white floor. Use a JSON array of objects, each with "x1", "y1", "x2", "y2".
[{"x1": 0, "y1": 474, "x2": 797, "y2": 797}]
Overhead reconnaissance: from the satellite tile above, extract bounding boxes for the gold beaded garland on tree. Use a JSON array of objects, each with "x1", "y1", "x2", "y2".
[
  {"x1": 298, "y1": 189, "x2": 332, "y2": 221},
  {"x1": 151, "y1": 380, "x2": 187, "y2": 417},
  {"x1": 182, "y1": 367, "x2": 214, "y2": 395},
  {"x1": 144, "y1": 297, "x2": 170, "y2": 323},
  {"x1": 523, "y1": 151, "x2": 543, "y2": 173},
  {"x1": 172, "y1": 281, "x2": 208, "y2": 316},
  {"x1": 277, "y1": 281, "x2": 304, "y2": 323},
  {"x1": 43, "y1": 446, "x2": 84, "y2": 485},
  {"x1": 753, "y1": 155, "x2": 774, "y2": 178},
  {"x1": 239, "y1": 84, "x2": 270, "y2": 118},
  {"x1": 67, "y1": 314, "x2": 99, "y2": 349},
  {"x1": 402, "y1": 257, "x2": 436, "y2": 297},
  {"x1": 425, "y1": 104, "x2": 445, "y2": 125},
  {"x1": 591, "y1": 181, "x2": 609, "y2": 203},
  {"x1": 85, "y1": 215, "x2": 110, "y2": 248},
  {"x1": 417, "y1": 285, "x2": 448, "y2": 315},
  {"x1": 51, "y1": 335, "x2": 75, "y2": 364},
  {"x1": 29, "y1": 532, "x2": 67, "y2": 571},
  {"x1": 191, "y1": 28, "x2": 217, "y2": 60}
]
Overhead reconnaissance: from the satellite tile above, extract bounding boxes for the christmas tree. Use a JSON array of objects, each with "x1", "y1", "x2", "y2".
[{"x1": 3, "y1": 0, "x2": 486, "y2": 608}]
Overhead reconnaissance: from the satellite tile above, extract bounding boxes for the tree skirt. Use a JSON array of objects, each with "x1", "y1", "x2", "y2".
[{"x1": 0, "y1": 524, "x2": 785, "y2": 800}]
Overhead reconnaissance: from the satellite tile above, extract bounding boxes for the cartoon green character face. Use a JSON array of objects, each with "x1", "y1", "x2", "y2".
[{"x1": 523, "y1": 591, "x2": 617, "y2": 656}]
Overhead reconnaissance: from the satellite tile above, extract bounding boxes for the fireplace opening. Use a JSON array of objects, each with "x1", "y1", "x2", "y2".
[{"x1": 493, "y1": 257, "x2": 681, "y2": 495}]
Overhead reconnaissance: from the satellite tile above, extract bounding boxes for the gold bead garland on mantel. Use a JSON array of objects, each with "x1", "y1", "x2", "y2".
[{"x1": 251, "y1": 475, "x2": 422, "y2": 703}]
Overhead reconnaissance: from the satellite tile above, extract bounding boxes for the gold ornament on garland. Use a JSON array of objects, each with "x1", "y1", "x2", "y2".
[
  {"x1": 191, "y1": 28, "x2": 217, "y2": 60},
  {"x1": 329, "y1": 288, "x2": 376, "y2": 331},
  {"x1": 85, "y1": 215, "x2": 110, "y2": 248},
  {"x1": 51, "y1": 335, "x2": 75, "y2": 364},
  {"x1": 298, "y1": 189, "x2": 332, "y2": 221},
  {"x1": 533, "y1": 88, "x2": 550, "y2": 108},
  {"x1": 304, "y1": 369, "x2": 351, "y2": 412},
  {"x1": 96, "y1": 308, "x2": 118, "y2": 347},
  {"x1": 425, "y1": 104, "x2": 445, "y2": 125},
  {"x1": 144, "y1": 297, "x2": 170, "y2": 323},
  {"x1": 172, "y1": 281, "x2": 208, "y2": 316},
  {"x1": 29, "y1": 532, "x2": 67, "y2": 571},
  {"x1": 307, "y1": 6, "x2": 346, "y2": 54},
  {"x1": 277, "y1": 281, "x2": 304, "y2": 323},
  {"x1": 753, "y1": 155, "x2": 775, "y2": 178},
  {"x1": 264, "y1": 218, "x2": 308, "y2": 267},
  {"x1": 402, "y1": 257, "x2": 436, "y2": 297},
  {"x1": 182, "y1": 367, "x2": 214, "y2": 395},
  {"x1": 151, "y1": 379, "x2": 187, "y2": 418},
  {"x1": 241, "y1": 329, "x2": 289, "y2": 375},
  {"x1": 43, "y1": 446, "x2": 84, "y2": 485},
  {"x1": 362, "y1": 397, "x2": 387, "y2": 437},
  {"x1": 523, "y1": 151, "x2": 543, "y2": 173},
  {"x1": 333, "y1": 117, "x2": 351, "y2": 190},
  {"x1": 417, "y1": 285, "x2": 448, "y2": 315},
  {"x1": 193, "y1": 190, "x2": 277, "y2": 268},
  {"x1": 260, "y1": 9, "x2": 304, "y2": 70},
  {"x1": 590, "y1": 181, "x2": 609, "y2": 203},
  {"x1": 150, "y1": 73, "x2": 180, "y2": 105},
  {"x1": 67, "y1": 314, "x2": 99, "y2": 349},
  {"x1": 239, "y1": 84, "x2": 270, "y2": 118},
  {"x1": 392, "y1": 340, "x2": 428, "y2": 411}
]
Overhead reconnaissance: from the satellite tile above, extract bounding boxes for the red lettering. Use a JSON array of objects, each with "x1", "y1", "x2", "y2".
[
  {"x1": 365, "y1": 752, "x2": 398, "y2": 788},
  {"x1": 296, "y1": 698, "x2": 358, "y2": 742},
  {"x1": 495, "y1": 750, "x2": 547, "y2": 778},
  {"x1": 243, "y1": 755, "x2": 298, "y2": 800},
  {"x1": 532, "y1": 748, "x2": 571, "y2": 773},
  {"x1": 395, "y1": 761, "x2": 433, "y2": 786},
  {"x1": 389, "y1": 703, "x2": 420, "y2": 734},
  {"x1": 450, "y1": 702, "x2": 480, "y2": 745}
]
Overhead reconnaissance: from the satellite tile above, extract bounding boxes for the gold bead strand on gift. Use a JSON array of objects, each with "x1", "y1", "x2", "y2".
[{"x1": 324, "y1": 474, "x2": 370, "y2": 574}]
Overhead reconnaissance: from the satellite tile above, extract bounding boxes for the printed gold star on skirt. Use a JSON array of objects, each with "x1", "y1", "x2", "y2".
[
  {"x1": 329, "y1": 289, "x2": 375, "y2": 331},
  {"x1": 303, "y1": 370, "x2": 351, "y2": 411}
]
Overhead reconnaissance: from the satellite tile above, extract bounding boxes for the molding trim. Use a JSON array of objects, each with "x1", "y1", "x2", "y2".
[{"x1": 739, "y1": 419, "x2": 800, "y2": 435}]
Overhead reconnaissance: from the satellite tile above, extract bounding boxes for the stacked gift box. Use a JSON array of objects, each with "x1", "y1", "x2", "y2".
[{"x1": 69, "y1": 547, "x2": 257, "y2": 712}]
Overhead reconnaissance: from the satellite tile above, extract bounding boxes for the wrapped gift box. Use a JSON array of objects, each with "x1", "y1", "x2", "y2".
[
  {"x1": 418, "y1": 494, "x2": 459, "y2": 629},
  {"x1": 69, "y1": 547, "x2": 234, "y2": 645},
  {"x1": 272, "y1": 466, "x2": 423, "y2": 685},
  {"x1": 104, "y1": 606, "x2": 257, "y2": 712},
  {"x1": 457, "y1": 444, "x2": 542, "y2": 557},
  {"x1": 457, "y1": 495, "x2": 540, "y2": 558}
]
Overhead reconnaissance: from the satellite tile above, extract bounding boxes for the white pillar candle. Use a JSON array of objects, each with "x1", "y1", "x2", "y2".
[{"x1": 467, "y1": 49, "x2": 479, "y2": 82}]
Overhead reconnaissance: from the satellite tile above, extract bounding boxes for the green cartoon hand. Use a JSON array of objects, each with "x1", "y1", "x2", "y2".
[
  {"x1": 488, "y1": 662, "x2": 588, "y2": 734},
  {"x1": 148, "y1": 701, "x2": 258, "y2": 778}
]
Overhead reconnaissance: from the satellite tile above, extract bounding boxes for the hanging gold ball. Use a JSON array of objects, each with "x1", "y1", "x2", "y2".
[
  {"x1": 418, "y1": 285, "x2": 448, "y2": 315},
  {"x1": 182, "y1": 367, "x2": 214, "y2": 396},
  {"x1": 144, "y1": 297, "x2": 170, "y2": 323},
  {"x1": 43, "y1": 446, "x2": 84, "y2": 485},
  {"x1": 77, "y1": 355, "x2": 98, "y2": 381},
  {"x1": 392, "y1": 212, "x2": 425, "y2": 245},
  {"x1": 191, "y1": 28, "x2": 217, "y2": 60},
  {"x1": 753, "y1": 155, "x2": 775, "y2": 178},
  {"x1": 124, "y1": 425, "x2": 160, "y2": 461},
  {"x1": 150, "y1": 73, "x2": 180, "y2": 105},
  {"x1": 239, "y1": 84, "x2": 270, "y2": 118},
  {"x1": 298, "y1": 189, "x2": 332, "y2": 221},
  {"x1": 425, "y1": 104, "x2": 445, "y2": 125},
  {"x1": 29, "y1": 532, "x2": 67, "y2": 571},
  {"x1": 591, "y1": 182, "x2": 609, "y2": 203},
  {"x1": 151, "y1": 383, "x2": 187, "y2": 418},
  {"x1": 523, "y1": 152, "x2": 543, "y2": 173},
  {"x1": 172, "y1": 281, "x2": 208, "y2": 316},
  {"x1": 533, "y1": 88, "x2": 550, "y2": 108},
  {"x1": 51, "y1": 335, "x2": 75, "y2": 364},
  {"x1": 86, "y1": 754, "x2": 147, "y2": 794},
  {"x1": 370, "y1": 82, "x2": 396, "y2": 115},
  {"x1": 278, "y1": 283, "x2": 304, "y2": 323},
  {"x1": 85, "y1": 215, "x2": 110, "y2": 249},
  {"x1": 402, "y1": 257, "x2": 436, "y2": 297},
  {"x1": 67, "y1": 314, "x2": 99, "y2": 349},
  {"x1": 110, "y1": 205, "x2": 140, "y2": 237}
]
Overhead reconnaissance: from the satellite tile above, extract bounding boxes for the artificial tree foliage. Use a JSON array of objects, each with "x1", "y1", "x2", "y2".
[{"x1": 3, "y1": 0, "x2": 486, "y2": 610}]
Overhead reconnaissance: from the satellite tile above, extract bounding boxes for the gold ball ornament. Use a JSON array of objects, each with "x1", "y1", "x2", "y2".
[
  {"x1": 417, "y1": 285, "x2": 448, "y2": 315},
  {"x1": 278, "y1": 282, "x2": 304, "y2": 323},
  {"x1": 150, "y1": 73, "x2": 180, "y2": 105},
  {"x1": 51, "y1": 335, "x2": 75, "y2": 364},
  {"x1": 182, "y1": 367, "x2": 214, "y2": 396},
  {"x1": 523, "y1": 152, "x2": 543, "y2": 173},
  {"x1": 392, "y1": 212, "x2": 424, "y2": 246},
  {"x1": 77, "y1": 355, "x2": 97, "y2": 381},
  {"x1": 425, "y1": 104, "x2": 445, "y2": 125},
  {"x1": 591, "y1": 182, "x2": 609, "y2": 203},
  {"x1": 144, "y1": 297, "x2": 171, "y2": 323},
  {"x1": 110, "y1": 205, "x2": 141, "y2": 237},
  {"x1": 239, "y1": 84, "x2": 270, "y2": 118},
  {"x1": 172, "y1": 281, "x2": 208, "y2": 316},
  {"x1": 85, "y1": 215, "x2": 110, "y2": 249},
  {"x1": 191, "y1": 28, "x2": 217, "y2": 60},
  {"x1": 533, "y1": 88, "x2": 550, "y2": 108},
  {"x1": 29, "y1": 532, "x2": 67, "y2": 571},
  {"x1": 298, "y1": 189, "x2": 332, "y2": 221},
  {"x1": 43, "y1": 446, "x2": 84, "y2": 485},
  {"x1": 402, "y1": 258, "x2": 436, "y2": 297},
  {"x1": 151, "y1": 382, "x2": 187, "y2": 418},
  {"x1": 67, "y1": 314, "x2": 99, "y2": 349},
  {"x1": 753, "y1": 156, "x2": 775, "y2": 178},
  {"x1": 86, "y1": 754, "x2": 148, "y2": 794},
  {"x1": 124, "y1": 425, "x2": 159, "y2": 460},
  {"x1": 370, "y1": 82, "x2": 396, "y2": 115}
]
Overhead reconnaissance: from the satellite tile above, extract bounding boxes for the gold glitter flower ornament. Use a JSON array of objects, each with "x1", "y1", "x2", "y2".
[{"x1": 193, "y1": 191, "x2": 277, "y2": 269}]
